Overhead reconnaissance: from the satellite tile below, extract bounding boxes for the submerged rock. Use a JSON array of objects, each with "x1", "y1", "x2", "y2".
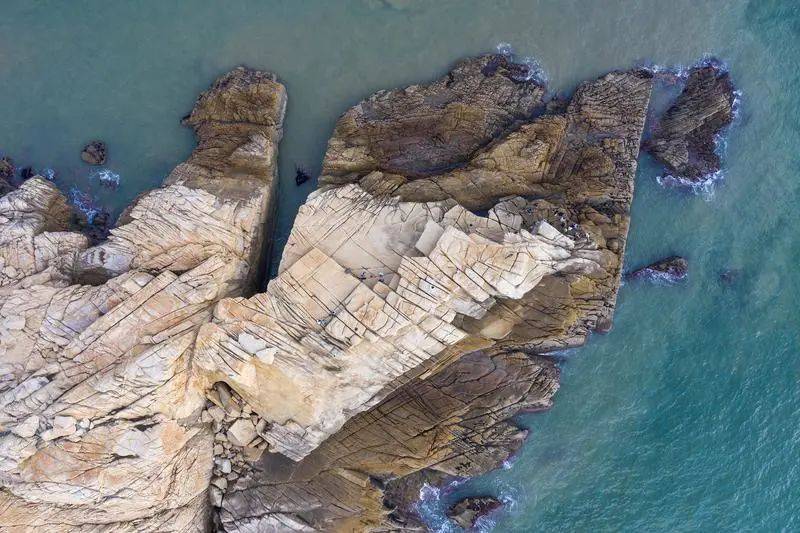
[
  {"x1": 719, "y1": 268, "x2": 740, "y2": 286},
  {"x1": 447, "y1": 496, "x2": 503, "y2": 530},
  {"x1": 643, "y1": 63, "x2": 736, "y2": 182},
  {"x1": 80, "y1": 140, "x2": 107, "y2": 165},
  {"x1": 19, "y1": 166, "x2": 35, "y2": 180},
  {"x1": 0, "y1": 156, "x2": 14, "y2": 195},
  {"x1": 628, "y1": 255, "x2": 688, "y2": 282},
  {"x1": 295, "y1": 165, "x2": 311, "y2": 185},
  {"x1": 0, "y1": 156, "x2": 15, "y2": 179}
]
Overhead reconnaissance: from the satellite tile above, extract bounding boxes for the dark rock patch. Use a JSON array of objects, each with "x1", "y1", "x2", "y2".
[
  {"x1": 628, "y1": 256, "x2": 688, "y2": 283},
  {"x1": 719, "y1": 268, "x2": 740, "y2": 286},
  {"x1": 642, "y1": 62, "x2": 736, "y2": 182},
  {"x1": 447, "y1": 496, "x2": 503, "y2": 530},
  {"x1": 81, "y1": 140, "x2": 107, "y2": 165},
  {"x1": 295, "y1": 165, "x2": 311, "y2": 186}
]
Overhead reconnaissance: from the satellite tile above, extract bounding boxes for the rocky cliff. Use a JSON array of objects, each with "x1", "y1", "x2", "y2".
[
  {"x1": 0, "y1": 67, "x2": 286, "y2": 531},
  {"x1": 1, "y1": 54, "x2": 654, "y2": 532},
  {"x1": 214, "y1": 56, "x2": 653, "y2": 531}
]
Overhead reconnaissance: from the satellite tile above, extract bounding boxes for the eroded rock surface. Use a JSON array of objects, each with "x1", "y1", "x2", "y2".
[
  {"x1": 643, "y1": 63, "x2": 736, "y2": 182},
  {"x1": 0, "y1": 67, "x2": 286, "y2": 532},
  {"x1": 3, "y1": 53, "x2": 654, "y2": 533},
  {"x1": 628, "y1": 255, "x2": 688, "y2": 283},
  {"x1": 81, "y1": 140, "x2": 107, "y2": 165},
  {"x1": 216, "y1": 56, "x2": 653, "y2": 531},
  {"x1": 447, "y1": 496, "x2": 503, "y2": 530},
  {"x1": 321, "y1": 54, "x2": 544, "y2": 181}
]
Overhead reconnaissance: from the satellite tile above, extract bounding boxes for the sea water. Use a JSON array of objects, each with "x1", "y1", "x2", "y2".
[{"x1": 1, "y1": 1, "x2": 797, "y2": 531}]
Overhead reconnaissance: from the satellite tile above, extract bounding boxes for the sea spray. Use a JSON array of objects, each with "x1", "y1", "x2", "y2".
[
  {"x1": 655, "y1": 170, "x2": 724, "y2": 201},
  {"x1": 495, "y1": 42, "x2": 547, "y2": 85},
  {"x1": 644, "y1": 55, "x2": 740, "y2": 199},
  {"x1": 69, "y1": 186, "x2": 101, "y2": 223},
  {"x1": 89, "y1": 168, "x2": 121, "y2": 188}
]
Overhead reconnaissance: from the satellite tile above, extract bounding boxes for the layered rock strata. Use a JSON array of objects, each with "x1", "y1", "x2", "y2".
[
  {"x1": 628, "y1": 255, "x2": 688, "y2": 283},
  {"x1": 2, "y1": 53, "x2": 655, "y2": 532},
  {"x1": 447, "y1": 496, "x2": 503, "y2": 530},
  {"x1": 0, "y1": 67, "x2": 286, "y2": 531},
  {"x1": 643, "y1": 63, "x2": 736, "y2": 181},
  {"x1": 217, "y1": 56, "x2": 653, "y2": 531}
]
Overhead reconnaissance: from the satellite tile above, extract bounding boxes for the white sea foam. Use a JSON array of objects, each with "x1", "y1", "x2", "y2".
[
  {"x1": 41, "y1": 168, "x2": 56, "y2": 181},
  {"x1": 496, "y1": 42, "x2": 513, "y2": 57},
  {"x1": 89, "y1": 168, "x2": 121, "y2": 187},
  {"x1": 656, "y1": 170, "x2": 724, "y2": 201},
  {"x1": 494, "y1": 42, "x2": 547, "y2": 84},
  {"x1": 69, "y1": 187, "x2": 100, "y2": 223}
]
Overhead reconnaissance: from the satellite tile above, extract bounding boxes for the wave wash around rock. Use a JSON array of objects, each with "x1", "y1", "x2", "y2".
[{"x1": 0, "y1": 55, "x2": 653, "y2": 532}]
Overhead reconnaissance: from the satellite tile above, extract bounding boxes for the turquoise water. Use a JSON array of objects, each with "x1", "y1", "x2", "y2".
[{"x1": 1, "y1": 1, "x2": 797, "y2": 531}]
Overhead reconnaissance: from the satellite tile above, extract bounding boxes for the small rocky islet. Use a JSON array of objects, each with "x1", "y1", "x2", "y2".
[{"x1": 0, "y1": 53, "x2": 735, "y2": 531}]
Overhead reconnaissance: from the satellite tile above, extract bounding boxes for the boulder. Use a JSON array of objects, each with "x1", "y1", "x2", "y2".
[
  {"x1": 629, "y1": 256, "x2": 688, "y2": 282},
  {"x1": 447, "y1": 496, "x2": 503, "y2": 530},
  {"x1": 80, "y1": 140, "x2": 107, "y2": 165},
  {"x1": 643, "y1": 62, "x2": 736, "y2": 181},
  {"x1": 227, "y1": 419, "x2": 257, "y2": 447}
]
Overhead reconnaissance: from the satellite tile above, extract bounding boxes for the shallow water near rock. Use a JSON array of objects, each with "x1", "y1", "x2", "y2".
[{"x1": 1, "y1": 0, "x2": 797, "y2": 530}]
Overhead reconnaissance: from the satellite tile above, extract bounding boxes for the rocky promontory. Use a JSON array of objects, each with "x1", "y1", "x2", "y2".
[
  {"x1": 1, "y1": 53, "x2": 665, "y2": 532},
  {"x1": 0, "y1": 67, "x2": 286, "y2": 531},
  {"x1": 213, "y1": 55, "x2": 653, "y2": 531},
  {"x1": 643, "y1": 62, "x2": 736, "y2": 182}
]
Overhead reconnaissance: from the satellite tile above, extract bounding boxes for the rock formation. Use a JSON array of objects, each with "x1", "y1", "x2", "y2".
[
  {"x1": 2, "y1": 53, "x2": 656, "y2": 532},
  {"x1": 0, "y1": 157, "x2": 15, "y2": 195},
  {"x1": 81, "y1": 141, "x2": 108, "y2": 165},
  {"x1": 0, "y1": 67, "x2": 286, "y2": 531},
  {"x1": 447, "y1": 496, "x2": 503, "y2": 530},
  {"x1": 215, "y1": 56, "x2": 653, "y2": 531},
  {"x1": 643, "y1": 63, "x2": 736, "y2": 182},
  {"x1": 628, "y1": 255, "x2": 688, "y2": 283}
]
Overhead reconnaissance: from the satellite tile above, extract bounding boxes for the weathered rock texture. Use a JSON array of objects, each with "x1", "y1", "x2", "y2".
[
  {"x1": 628, "y1": 255, "x2": 688, "y2": 283},
  {"x1": 81, "y1": 140, "x2": 107, "y2": 166},
  {"x1": 643, "y1": 63, "x2": 736, "y2": 181},
  {"x1": 321, "y1": 54, "x2": 544, "y2": 181},
  {"x1": 447, "y1": 496, "x2": 503, "y2": 530},
  {"x1": 2, "y1": 54, "x2": 654, "y2": 533},
  {"x1": 0, "y1": 67, "x2": 286, "y2": 531},
  {"x1": 216, "y1": 56, "x2": 653, "y2": 531}
]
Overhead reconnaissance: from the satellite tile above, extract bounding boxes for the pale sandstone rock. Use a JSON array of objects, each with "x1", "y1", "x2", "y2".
[
  {"x1": 220, "y1": 58, "x2": 653, "y2": 531},
  {"x1": 193, "y1": 182, "x2": 600, "y2": 460},
  {"x1": 226, "y1": 419, "x2": 257, "y2": 447},
  {"x1": 11, "y1": 415, "x2": 40, "y2": 438},
  {"x1": 0, "y1": 67, "x2": 286, "y2": 532},
  {"x1": 2, "y1": 53, "x2": 655, "y2": 533}
]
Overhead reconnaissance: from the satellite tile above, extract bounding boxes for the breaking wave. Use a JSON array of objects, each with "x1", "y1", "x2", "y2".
[
  {"x1": 495, "y1": 42, "x2": 547, "y2": 85},
  {"x1": 69, "y1": 187, "x2": 101, "y2": 223},
  {"x1": 89, "y1": 168, "x2": 121, "y2": 188},
  {"x1": 655, "y1": 170, "x2": 724, "y2": 201}
]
